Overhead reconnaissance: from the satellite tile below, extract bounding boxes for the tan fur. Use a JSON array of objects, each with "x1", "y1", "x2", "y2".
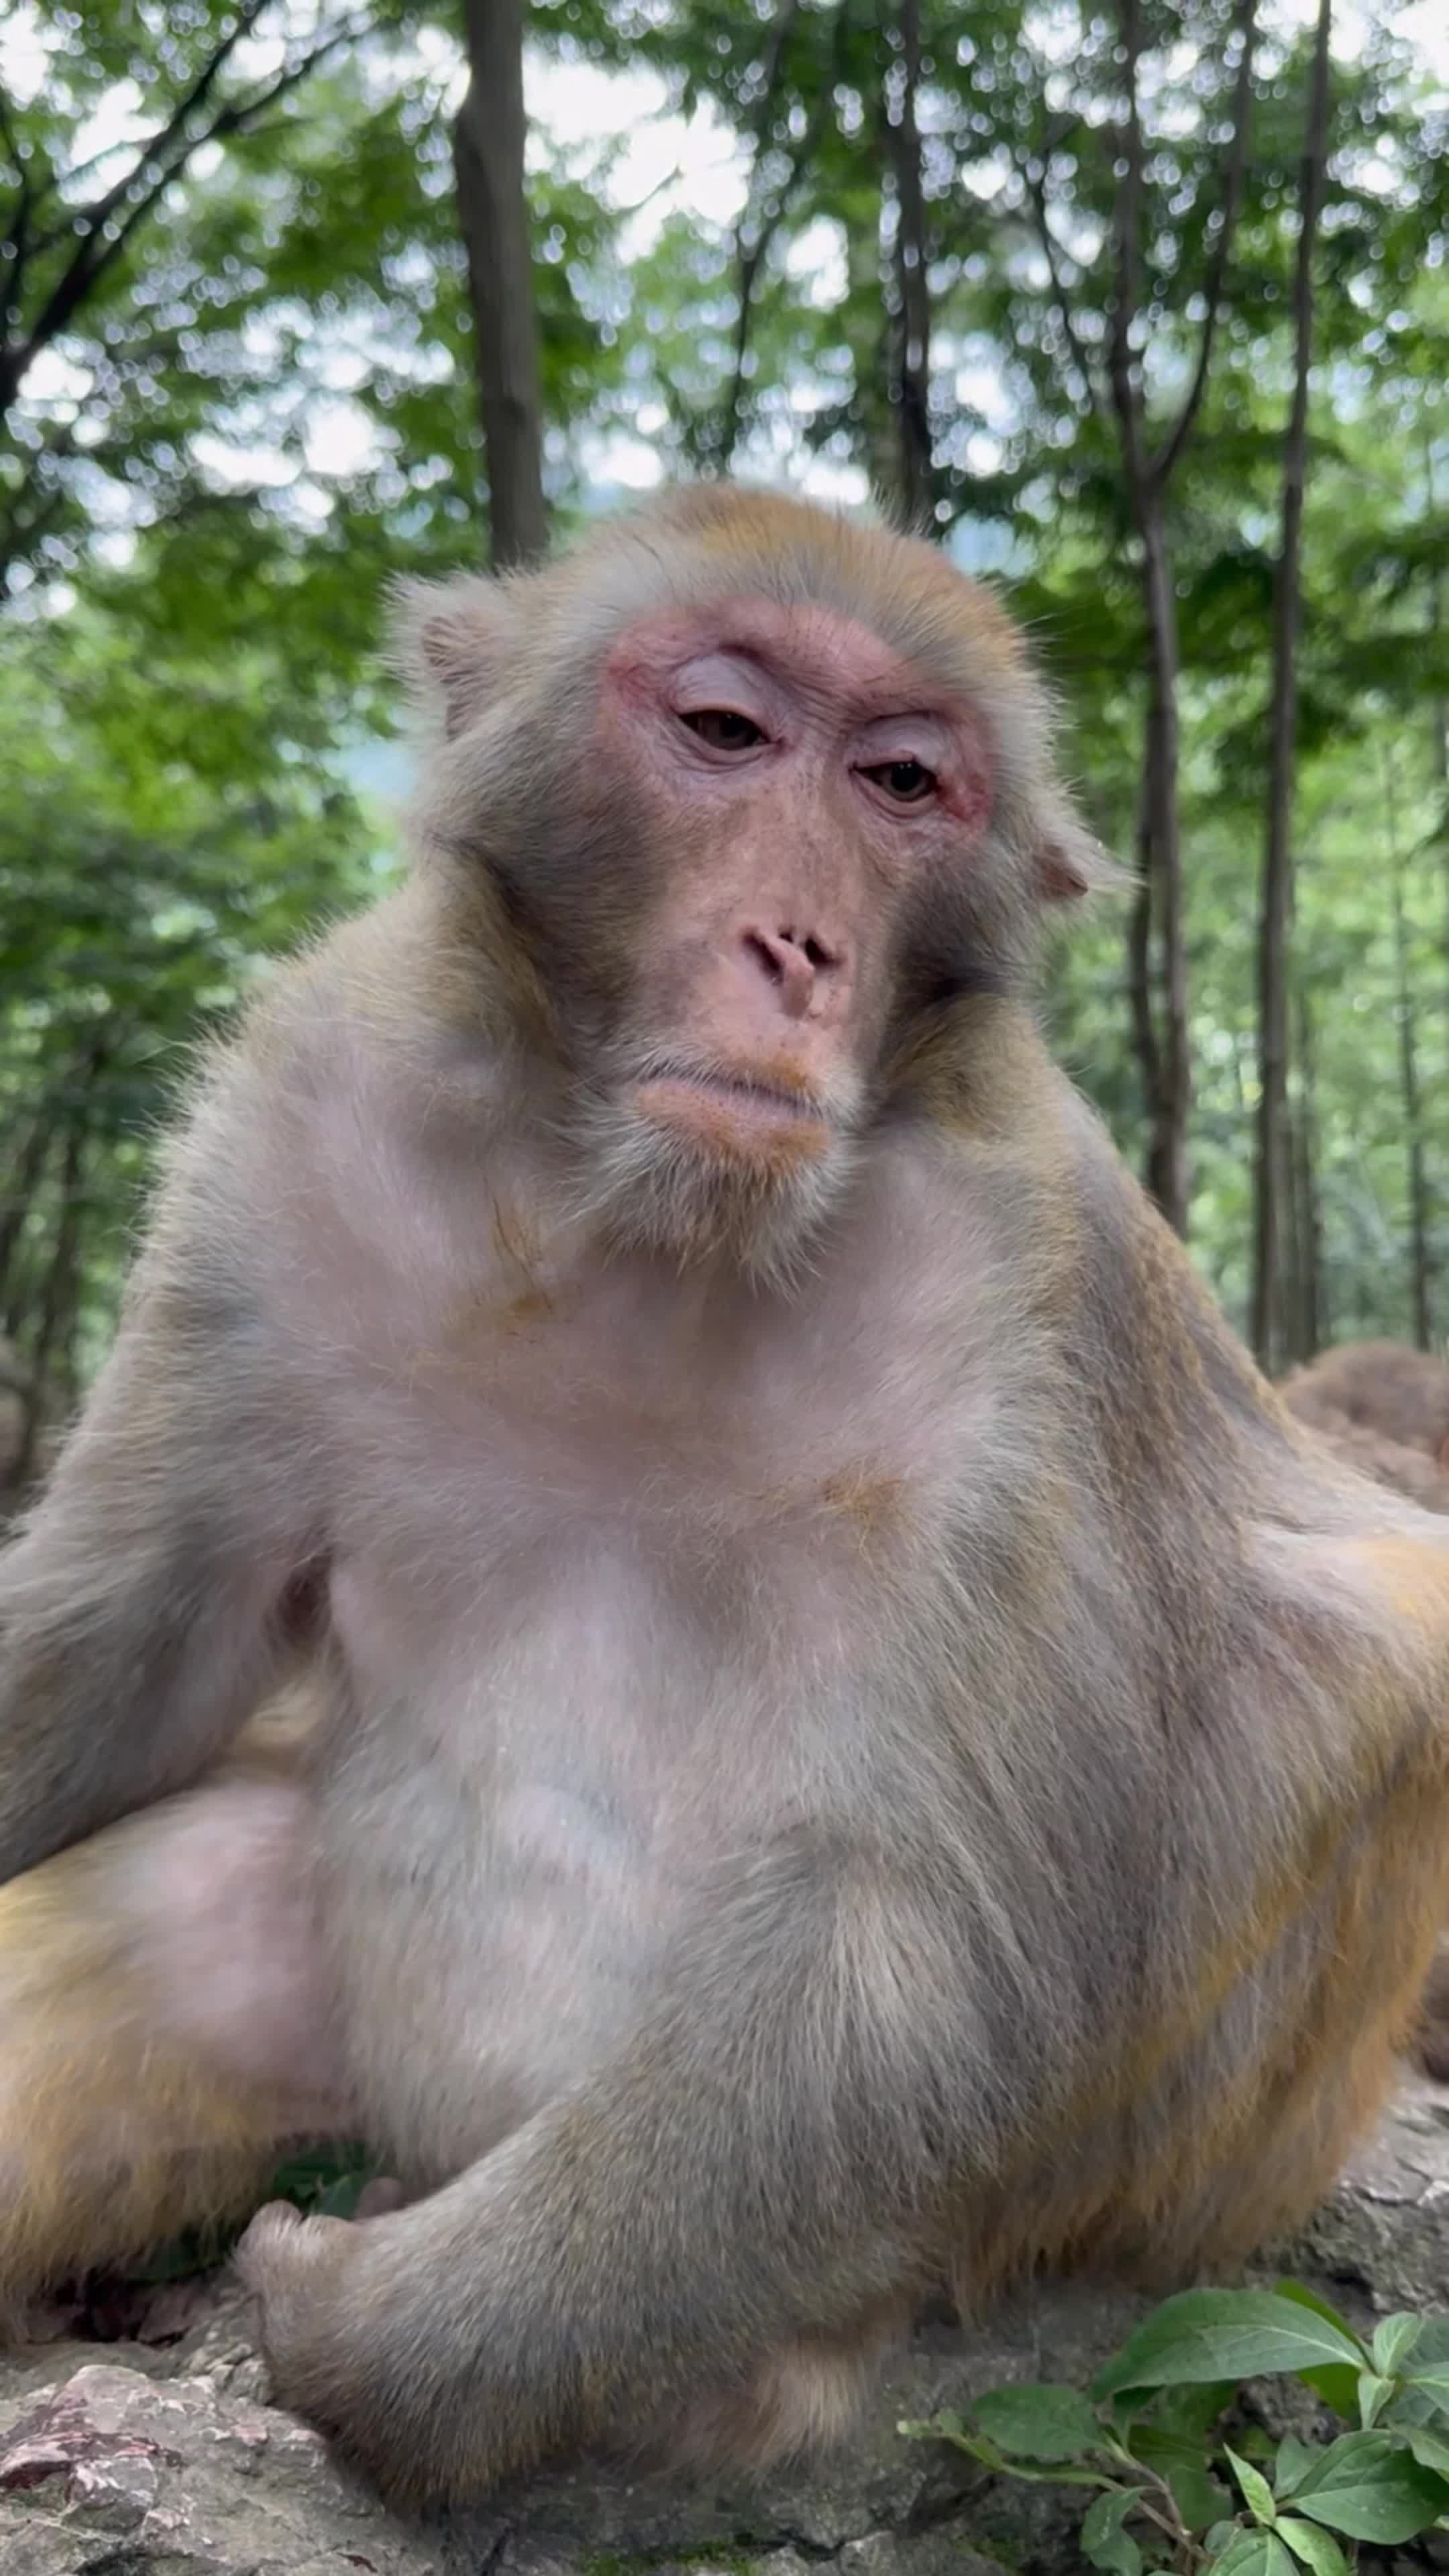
[
  {"x1": 1279, "y1": 1350, "x2": 1449, "y2": 2090},
  {"x1": 1281, "y1": 1341, "x2": 1449, "y2": 1461}
]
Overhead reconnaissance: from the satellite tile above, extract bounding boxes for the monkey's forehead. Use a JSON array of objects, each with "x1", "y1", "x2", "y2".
[{"x1": 541, "y1": 487, "x2": 1050, "y2": 752}]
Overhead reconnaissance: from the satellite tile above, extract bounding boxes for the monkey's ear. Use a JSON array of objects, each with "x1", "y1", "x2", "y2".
[
  {"x1": 1030, "y1": 795, "x2": 1132, "y2": 906},
  {"x1": 388, "y1": 574, "x2": 523, "y2": 741}
]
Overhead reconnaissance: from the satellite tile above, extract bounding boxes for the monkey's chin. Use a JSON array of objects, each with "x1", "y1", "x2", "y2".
[{"x1": 576, "y1": 1083, "x2": 851, "y2": 1289}]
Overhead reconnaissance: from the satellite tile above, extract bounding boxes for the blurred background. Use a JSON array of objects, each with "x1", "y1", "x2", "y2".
[{"x1": 0, "y1": 0, "x2": 1445, "y2": 1497}]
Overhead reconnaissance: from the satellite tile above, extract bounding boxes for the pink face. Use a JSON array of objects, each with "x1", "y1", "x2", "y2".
[{"x1": 592, "y1": 596, "x2": 994, "y2": 1188}]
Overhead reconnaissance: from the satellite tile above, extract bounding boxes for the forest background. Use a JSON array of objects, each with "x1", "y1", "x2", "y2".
[{"x1": 0, "y1": 0, "x2": 1445, "y2": 1487}]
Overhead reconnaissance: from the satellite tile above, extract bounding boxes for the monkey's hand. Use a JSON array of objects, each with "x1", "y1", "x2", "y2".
[{"x1": 235, "y1": 1841, "x2": 975, "y2": 2511}]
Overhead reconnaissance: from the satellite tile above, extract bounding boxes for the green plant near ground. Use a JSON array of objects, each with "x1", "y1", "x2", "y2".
[{"x1": 900, "y1": 2285, "x2": 1449, "y2": 2576}]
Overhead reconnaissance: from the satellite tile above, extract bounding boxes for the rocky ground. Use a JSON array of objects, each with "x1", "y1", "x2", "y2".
[{"x1": 4, "y1": 2079, "x2": 1449, "y2": 2576}]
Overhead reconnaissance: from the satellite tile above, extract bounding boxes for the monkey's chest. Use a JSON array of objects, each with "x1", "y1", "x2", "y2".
[{"x1": 318, "y1": 1531, "x2": 874, "y2": 2174}]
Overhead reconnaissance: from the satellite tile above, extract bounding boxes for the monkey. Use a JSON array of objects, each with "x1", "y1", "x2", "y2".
[
  {"x1": 5, "y1": 484, "x2": 1449, "y2": 2512},
  {"x1": 1284, "y1": 1411, "x2": 1449, "y2": 1519},
  {"x1": 1281, "y1": 1340, "x2": 1449, "y2": 1472},
  {"x1": 1277, "y1": 1354, "x2": 1449, "y2": 2085}
]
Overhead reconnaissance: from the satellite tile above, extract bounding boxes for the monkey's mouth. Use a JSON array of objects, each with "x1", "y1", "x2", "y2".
[{"x1": 632, "y1": 1068, "x2": 831, "y2": 1165}]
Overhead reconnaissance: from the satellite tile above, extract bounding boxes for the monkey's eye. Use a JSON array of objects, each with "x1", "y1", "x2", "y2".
[
  {"x1": 680, "y1": 708, "x2": 766, "y2": 753},
  {"x1": 862, "y1": 758, "x2": 936, "y2": 805}
]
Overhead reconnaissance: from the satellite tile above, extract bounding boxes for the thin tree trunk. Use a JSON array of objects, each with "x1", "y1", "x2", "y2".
[
  {"x1": 453, "y1": 0, "x2": 548, "y2": 571},
  {"x1": 1108, "y1": 0, "x2": 1190, "y2": 1235},
  {"x1": 888, "y1": 0, "x2": 932, "y2": 530},
  {"x1": 1137, "y1": 498, "x2": 1189, "y2": 1231},
  {"x1": 1291, "y1": 971, "x2": 1325, "y2": 1358},
  {"x1": 13, "y1": 1111, "x2": 87, "y2": 1483},
  {"x1": 1426, "y1": 443, "x2": 1449, "y2": 1246},
  {"x1": 1250, "y1": 0, "x2": 1331, "y2": 1372},
  {"x1": 1386, "y1": 757, "x2": 1432, "y2": 1350},
  {"x1": 1126, "y1": 804, "x2": 1162, "y2": 1183},
  {"x1": 0, "y1": 1109, "x2": 54, "y2": 1308}
]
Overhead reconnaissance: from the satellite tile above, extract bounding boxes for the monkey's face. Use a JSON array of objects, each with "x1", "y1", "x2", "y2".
[
  {"x1": 564, "y1": 595, "x2": 998, "y2": 1281},
  {"x1": 402, "y1": 492, "x2": 1109, "y2": 1282}
]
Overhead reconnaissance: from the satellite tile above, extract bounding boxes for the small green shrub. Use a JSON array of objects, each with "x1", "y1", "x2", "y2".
[{"x1": 900, "y1": 2284, "x2": 1449, "y2": 2575}]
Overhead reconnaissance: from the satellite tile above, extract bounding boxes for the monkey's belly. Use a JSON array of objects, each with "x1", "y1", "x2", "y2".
[{"x1": 313, "y1": 1556, "x2": 723, "y2": 2184}]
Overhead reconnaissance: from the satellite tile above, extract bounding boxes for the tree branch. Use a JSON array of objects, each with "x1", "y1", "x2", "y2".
[
  {"x1": 4, "y1": 7, "x2": 376, "y2": 418},
  {"x1": 716, "y1": 0, "x2": 850, "y2": 470},
  {"x1": 1151, "y1": 0, "x2": 1259, "y2": 488},
  {"x1": 888, "y1": 0, "x2": 933, "y2": 526},
  {"x1": 1019, "y1": 166, "x2": 1107, "y2": 425},
  {"x1": 1106, "y1": 0, "x2": 1149, "y2": 492},
  {"x1": 0, "y1": 83, "x2": 32, "y2": 343}
]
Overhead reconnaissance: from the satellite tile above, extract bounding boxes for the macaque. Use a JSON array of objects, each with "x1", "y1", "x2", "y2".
[
  {"x1": 7, "y1": 486, "x2": 1449, "y2": 2512},
  {"x1": 1281, "y1": 1340, "x2": 1449, "y2": 1472},
  {"x1": 1278, "y1": 1351, "x2": 1449, "y2": 2085}
]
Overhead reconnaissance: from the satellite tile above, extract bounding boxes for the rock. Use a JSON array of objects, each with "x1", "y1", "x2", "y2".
[
  {"x1": 3, "y1": 2082, "x2": 1448, "y2": 2576},
  {"x1": 1290, "y1": 2075, "x2": 1449, "y2": 2310},
  {"x1": 0, "y1": 2359, "x2": 441, "y2": 2574}
]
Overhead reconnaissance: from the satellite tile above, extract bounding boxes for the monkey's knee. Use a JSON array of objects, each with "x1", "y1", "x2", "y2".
[{"x1": 0, "y1": 1774, "x2": 340, "y2": 2308}]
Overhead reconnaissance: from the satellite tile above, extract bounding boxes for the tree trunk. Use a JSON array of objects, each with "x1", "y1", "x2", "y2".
[
  {"x1": 1126, "y1": 802, "x2": 1161, "y2": 1181},
  {"x1": 1250, "y1": 0, "x2": 1331, "y2": 1372},
  {"x1": 888, "y1": 0, "x2": 932, "y2": 531},
  {"x1": 13, "y1": 1110, "x2": 88, "y2": 1483},
  {"x1": 1291, "y1": 970, "x2": 1325, "y2": 1359},
  {"x1": 1107, "y1": 0, "x2": 1193, "y2": 1236},
  {"x1": 453, "y1": 0, "x2": 548, "y2": 572},
  {"x1": 1137, "y1": 501, "x2": 1189, "y2": 1232},
  {"x1": 0, "y1": 1110, "x2": 54, "y2": 1309},
  {"x1": 1387, "y1": 761, "x2": 1432, "y2": 1350}
]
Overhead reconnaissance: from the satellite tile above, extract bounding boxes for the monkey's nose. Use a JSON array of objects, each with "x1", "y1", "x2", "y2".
[{"x1": 740, "y1": 926, "x2": 839, "y2": 1020}]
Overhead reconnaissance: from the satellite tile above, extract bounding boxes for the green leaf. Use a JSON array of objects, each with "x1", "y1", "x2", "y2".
[
  {"x1": 1206, "y1": 2530, "x2": 1295, "y2": 2576},
  {"x1": 1148, "y1": 2381, "x2": 1238, "y2": 2440},
  {"x1": 1276, "y1": 2518, "x2": 1350, "y2": 2576},
  {"x1": 1358, "y1": 2371, "x2": 1395, "y2": 2427},
  {"x1": 1372, "y1": 2314, "x2": 1422, "y2": 2376},
  {"x1": 1274, "y1": 2437, "x2": 1319, "y2": 2500},
  {"x1": 1271, "y1": 2284, "x2": 1362, "y2": 2345},
  {"x1": 1226, "y1": 2445, "x2": 1279, "y2": 2526},
  {"x1": 1273, "y1": 2284, "x2": 1369, "y2": 2414},
  {"x1": 971, "y1": 2383, "x2": 1104, "y2": 2461},
  {"x1": 1405, "y1": 2368, "x2": 1449, "y2": 2410},
  {"x1": 1126, "y1": 2427, "x2": 1230, "y2": 2532},
  {"x1": 1292, "y1": 2431, "x2": 1449, "y2": 2541},
  {"x1": 1299, "y1": 2369, "x2": 1362, "y2": 2421},
  {"x1": 1405, "y1": 2428, "x2": 1449, "y2": 2479},
  {"x1": 1081, "y1": 2486, "x2": 1144, "y2": 2576},
  {"x1": 1093, "y1": 2293, "x2": 1366, "y2": 2401}
]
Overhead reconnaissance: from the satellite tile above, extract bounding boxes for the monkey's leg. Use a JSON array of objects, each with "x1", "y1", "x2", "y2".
[
  {"x1": 1415, "y1": 1939, "x2": 1449, "y2": 2084},
  {"x1": 657, "y1": 2311, "x2": 912, "y2": 2473},
  {"x1": 0, "y1": 1763, "x2": 341, "y2": 2313},
  {"x1": 236, "y1": 1841, "x2": 957, "y2": 2509}
]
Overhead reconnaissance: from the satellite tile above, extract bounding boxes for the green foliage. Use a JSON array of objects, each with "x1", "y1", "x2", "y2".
[
  {"x1": 900, "y1": 2286, "x2": 1449, "y2": 2575},
  {"x1": 0, "y1": 585, "x2": 382, "y2": 1417}
]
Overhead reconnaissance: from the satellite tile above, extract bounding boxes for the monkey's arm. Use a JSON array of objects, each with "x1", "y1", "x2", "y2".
[
  {"x1": 0, "y1": 1121, "x2": 323, "y2": 1883},
  {"x1": 239, "y1": 1835, "x2": 974, "y2": 2506}
]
